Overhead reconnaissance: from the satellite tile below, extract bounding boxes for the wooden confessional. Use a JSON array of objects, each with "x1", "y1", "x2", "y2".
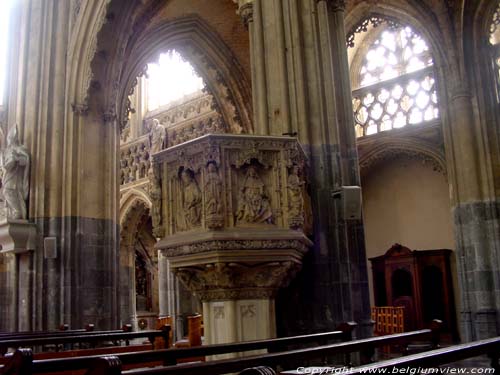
[{"x1": 370, "y1": 243, "x2": 458, "y2": 339}]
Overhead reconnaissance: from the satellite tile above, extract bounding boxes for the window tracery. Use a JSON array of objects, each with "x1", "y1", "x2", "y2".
[
  {"x1": 351, "y1": 25, "x2": 438, "y2": 138},
  {"x1": 490, "y1": 2, "x2": 500, "y2": 45},
  {"x1": 489, "y1": 2, "x2": 500, "y2": 102}
]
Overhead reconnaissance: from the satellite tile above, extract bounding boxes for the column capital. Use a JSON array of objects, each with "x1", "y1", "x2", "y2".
[
  {"x1": 316, "y1": 0, "x2": 346, "y2": 12},
  {"x1": 233, "y1": 0, "x2": 254, "y2": 27}
]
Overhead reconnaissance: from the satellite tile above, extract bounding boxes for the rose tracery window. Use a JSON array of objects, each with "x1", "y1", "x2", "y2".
[
  {"x1": 351, "y1": 25, "x2": 439, "y2": 138},
  {"x1": 489, "y1": 2, "x2": 500, "y2": 102}
]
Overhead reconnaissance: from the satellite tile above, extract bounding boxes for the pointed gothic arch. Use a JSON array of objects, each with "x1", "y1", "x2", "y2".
[
  {"x1": 358, "y1": 137, "x2": 447, "y2": 177},
  {"x1": 119, "y1": 191, "x2": 158, "y2": 325}
]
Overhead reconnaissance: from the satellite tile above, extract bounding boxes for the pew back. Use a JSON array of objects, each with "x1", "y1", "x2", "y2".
[{"x1": 2, "y1": 326, "x2": 354, "y2": 374}]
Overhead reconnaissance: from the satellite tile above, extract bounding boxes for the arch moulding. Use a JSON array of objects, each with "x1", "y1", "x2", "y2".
[{"x1": 358, "y1": 137, "x2": 447, "y2": 177}]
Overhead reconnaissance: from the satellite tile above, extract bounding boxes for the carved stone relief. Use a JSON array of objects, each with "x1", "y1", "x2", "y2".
[
  {"x1": 148, "y1": 167, "x2": 163, "y2": 238},
  {"x1": 153, "y1": 134, "x2": 310, "y2": 235},
  {"x1": 204, "y1": 161, "x2": 224, "y2": 229},
  {"x1": 287, "y1": 165, "x2": 305, "y2": 229},
  {"x1": 154, "y1": 135, "x2": 313, "y2": 303},
  {"x1": 173, "y1": 260, "x2": 303, "y2": 301},
  {"x1": 177, "y1": 168, "x2": 202, "y2": 231},
  {"x1": 236, "y1": 165, "x2": 273, "y2": 224},
  {"x1": 120, "y1": 138, "x2": 150, "y2": 185}
]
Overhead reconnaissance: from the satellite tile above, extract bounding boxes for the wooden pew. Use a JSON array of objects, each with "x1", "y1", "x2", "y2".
[
  {"x1": 81, "y1": 323, "x2": 441, "y2": 375},
  {"x1": 346, "y1": 336, "x2": 500, "y2": 374},
  {"x1": 232, "y1": 336, "x2": 500, "y2": 375},
  {"x1": 0, "y1": 324, "x2": 135, "y2": 344},
  {"x1": 1, "y1": 324, "x2": 355, "y2": 374},
  {"x1": 0, "y1": 324, "x2": 95, "y2": 340},
  {"x1": 0, "y1": 325, "x2": 170, "y2": 357}
]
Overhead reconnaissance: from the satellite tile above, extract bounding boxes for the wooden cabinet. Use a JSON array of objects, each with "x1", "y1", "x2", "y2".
[{"x1": 370, "y1": 244, "x2": 458, "y2": 339}]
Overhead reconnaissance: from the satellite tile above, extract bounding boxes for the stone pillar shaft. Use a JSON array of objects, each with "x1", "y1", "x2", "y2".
[
  {"x1": 445, "y1": 86, "x2": 500, "y2": 341},
  {"x1": 4, "y1": 0, "x2": 120, "y2": 330}
]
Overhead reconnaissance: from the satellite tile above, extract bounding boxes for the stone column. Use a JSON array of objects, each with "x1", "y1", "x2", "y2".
[
  {"x1": 316, "y1": 0, "x2": 371, "y2": 337},
  {"x1": 235, "y1": 0, "x2": 269, "y2": 135},
  {"x1": 233, "y1": 0, "x2": 371, "y2": 337},
  {"x1": 443, "y1": 84, "x2": 500, "y2": 341},
  {"x1": 5, "y1": 0, "x2": 120, "y2": 330}
]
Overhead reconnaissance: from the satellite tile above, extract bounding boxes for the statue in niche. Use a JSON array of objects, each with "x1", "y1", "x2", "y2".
[
  {"x1": 149, "y1": 169, "x2": 162, "y2": 237},
  {"x1": 138, "y1": 145, "x2": 149, "y2": 179},
  {"x1": 204, "y1": 162, "x2": 223, "y2": 228},
  {"x1": 287, "y1": 165, "x2": 305, "y2": 228},
  {"x1": 1, "y1": 125, "x2": 30, "y2": 220},
  {"x1": 149, "y1": 119, "x2": 166, "y2": 154},
  {"x1": 236, "y1": 165, "x2": 273, "y2": 224},
  {"x1": 178, "y1": 169, "x2": 202, "y2": 230}
]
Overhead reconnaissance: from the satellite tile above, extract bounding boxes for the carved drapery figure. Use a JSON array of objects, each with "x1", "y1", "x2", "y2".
[
  {"x1": 1, "y1": 125, "x2": 30, "y2": 220},
  {"x1": 149, "y1": 119, "x2": 166, "y2": 154},
  {"x1": 287, "y1": 165, "x2": 305, "y2": 228},
  {"x1": 204, "y1": 162, "x2": 223, "y2": 228},
  {"x1": 236, "y1": 165, "x2": 272, "y2": 224},
  {"x1": 178, "y1": 169, "x2": 202, "y2": 230},
  {"x1": 149, "y1": 169, "x2": 163, "y2": 237}
]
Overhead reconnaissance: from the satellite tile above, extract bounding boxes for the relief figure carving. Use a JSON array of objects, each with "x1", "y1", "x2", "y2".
[
  {"x1": 236, "y1": 165, "x2": 272, "y2": 224},
  {"x1": 149, "y1": 169, "x2": 162, "y2": 237},
  {"x1": 204, "y1": 162, "x2": 223, "y2": 228},
  {"x1": 178, "y1": 169, "x2": 202, "y2": 230},
  {"x1": 287, "y1": 165, "x2": 305, "y2": 228}
]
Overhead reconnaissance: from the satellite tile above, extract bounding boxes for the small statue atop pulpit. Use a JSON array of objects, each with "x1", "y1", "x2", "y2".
[{"x1": 149, "y1": 119, "x2": 166, "y2": 154}]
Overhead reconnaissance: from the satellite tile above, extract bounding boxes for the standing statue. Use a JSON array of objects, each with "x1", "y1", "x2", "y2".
[
  {"x1": 149, "y1": 119, "x2": 166, "y2": 154},
  {"x1": 287, "y1": 165, "x2": 305, "y2": 228},
  {"x1": 236, "y1": 165, "x2": 273, "y2": 224},
  {"x1": 179, "y1": 169, "x2": 202, "y2": 230},
  {"x1": 204, "y1": 162, "x2": 223, "y2": 228},
  {"x1": 149, "y1": 169, "x2": 162, "y2": 237},
  {"x1": 1, "y1": 125, "x2": 30, "y2": 220}
]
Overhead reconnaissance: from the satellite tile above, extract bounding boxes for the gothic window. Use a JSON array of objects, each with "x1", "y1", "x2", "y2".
[
  {"x1": 146, "y1": 50, "x2": 205, "y2": 112},
  {"x1": 350, "y1": 24, "x2": 438, "y2": 137},
  {"x1": 489, "y1": 2, "x2": 500, "y2": 102},
  {"x1": 0, "y1": 0, "x2": 14, "y2": 106}
]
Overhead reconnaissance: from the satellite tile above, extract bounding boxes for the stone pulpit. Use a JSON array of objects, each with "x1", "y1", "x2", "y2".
[{"x1": 152, "y1": 134, "x2": 312, "y2": 345}]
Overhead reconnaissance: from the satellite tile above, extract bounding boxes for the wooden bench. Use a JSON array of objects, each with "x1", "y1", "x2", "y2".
[
  {"x1": 79, "y1": 322, "x2": 441, "y2": 375},
  {"x1": 0, "y1": 324, "x2": 356, "y2": 374},
  {"x1": 337, "y1": 336, "x2": 500, "y2": 374},
  {"x1": 0, "y1": 324, "x2": 96, "y2": 340},
  {"x1": 0, "y1": 325, "x2": 139, "y2": 343},
  {"x1": 0, "y1": 325, "x2": 170, "y2": 359}
]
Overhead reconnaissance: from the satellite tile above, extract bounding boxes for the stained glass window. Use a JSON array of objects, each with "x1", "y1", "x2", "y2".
[{"x1": 351, "y1": 25, "x2": 438, "y2": 137}]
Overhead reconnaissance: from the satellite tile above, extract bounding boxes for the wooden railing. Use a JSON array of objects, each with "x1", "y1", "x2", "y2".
[
  {"x1": 347, "y1": 336, "x2": 500, "y2": 374},
  {"x1": 2, "y1": 323, "x2": 441, "y2": 375},
  {"x1": 0, "y1": 325, "x2": 168, "y2": 356},
  {"x1": 0, "y1": 324, "x2": 355, "y2": 374}
]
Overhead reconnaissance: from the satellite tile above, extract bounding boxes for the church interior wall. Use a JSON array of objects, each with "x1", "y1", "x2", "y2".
[
  {"x1": 0, "y1": 0, "x2": 498, "y2": 344},
  {"x1": 361, "y1": 157, "x2": 456, "y2": 306}
]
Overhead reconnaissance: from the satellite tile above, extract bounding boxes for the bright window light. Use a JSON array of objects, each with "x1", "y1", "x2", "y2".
[
  {"x1": 0, "y1": 0, "x2": 15, "y2": 105},
  {"x1": 146, "y1": 50, "x2": 205, "y2": 112}
]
